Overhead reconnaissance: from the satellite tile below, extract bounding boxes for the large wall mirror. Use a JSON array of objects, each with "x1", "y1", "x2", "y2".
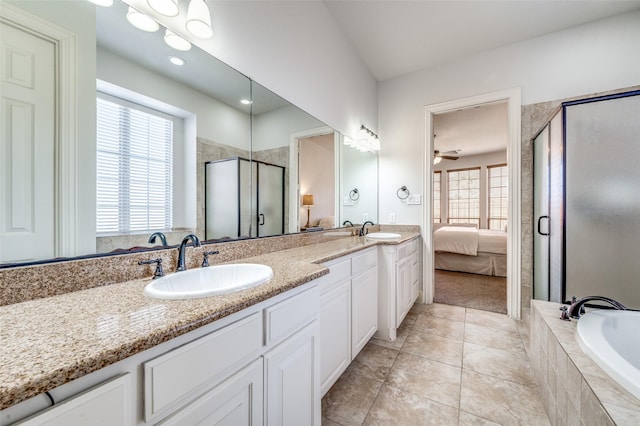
[{"x1": 0, "y1": 0, "x2": 377, "y2": 267}]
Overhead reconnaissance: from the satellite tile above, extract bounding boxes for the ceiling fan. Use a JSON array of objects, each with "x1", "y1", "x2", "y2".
[{"x1": 434, "y1": 149, "x2": 460, "y2": 164}]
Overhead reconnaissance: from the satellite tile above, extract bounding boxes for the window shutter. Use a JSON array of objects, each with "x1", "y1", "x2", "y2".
[{"x1": 96, "y1": 97, "x2": 173, "y2": 234}]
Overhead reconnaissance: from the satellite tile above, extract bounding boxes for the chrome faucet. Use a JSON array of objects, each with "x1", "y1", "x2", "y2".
[
  {"x1": 560, "y1": 295, "x2": 627, "y2": 320},
  {"x1": 148, "y1": 231, "x2": 168, "y2": 247},
  {"x1": 177, "y1": 234, "x2": 201, "y2": 272},
  {"x1": 360, "y1": 221, "x2": 374, "y2": 236}
]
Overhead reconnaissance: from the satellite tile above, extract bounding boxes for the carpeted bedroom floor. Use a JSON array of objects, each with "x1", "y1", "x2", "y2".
[{"x1": 434, "y1": 269, "x2": 507, "y2": 314}]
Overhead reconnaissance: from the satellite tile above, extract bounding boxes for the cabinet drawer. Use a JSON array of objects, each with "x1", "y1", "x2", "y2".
[
  {"x1": 317, "y1": 258, "x2": 351, "y2": 294},
  {"x1": 351, "y1": 247, "x2": 377, "y2": 276},
  {"x1": 265, "y1": 286, "x2": 319, "y2": 346},
  {"x1": 144, "y1": 313, "x2": 262, "y2": 421},
  {"x1": 18, "y1": 374, "x2": 131, "y2": 426}
]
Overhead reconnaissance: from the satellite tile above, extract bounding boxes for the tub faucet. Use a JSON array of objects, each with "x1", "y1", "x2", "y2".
[
  {"x1": 148, "y1": 231, "x2": 168, "y2": 247},
  {"x1": 177, "y1": 234, "x2": 201, "y2": 272},
  {"x1": 561, "y1": 296, "x2": 627, "y2": 320},
  {"x1": 360, "y1": 221, "x2": 374, "y2": 236}
]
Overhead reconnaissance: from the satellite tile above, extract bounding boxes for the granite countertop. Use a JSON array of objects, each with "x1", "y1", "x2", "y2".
[{"x1": 0, "y1": 233, "x2": 418, "y2": 410}]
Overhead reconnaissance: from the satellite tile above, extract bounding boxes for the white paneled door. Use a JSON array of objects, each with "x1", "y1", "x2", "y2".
[{"x1": 0, "y1": 21, "x2": 55, "y2": 263}]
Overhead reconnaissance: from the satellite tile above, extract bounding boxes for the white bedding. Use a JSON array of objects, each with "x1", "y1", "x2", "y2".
[
  {"x1": 434, "y1": 226, "x2": 507, "y2": 256},
  {"x1": 434, "y1": 226, "x2": 479, "y2": 256}
]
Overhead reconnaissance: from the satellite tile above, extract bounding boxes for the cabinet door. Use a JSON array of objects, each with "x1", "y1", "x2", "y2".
[
  {"x1": 351, "y1": 267, "x2": 378, "y2": 357},
  {"x1": 320, "y1": 280, "x2": 351, "y2": 396},
  {"x1": 409, "y1": 252, "x2": 420, "y2": 306},
  {"x1": 264, "y1": 321, "x2": 320, "y2": 426},
  {"x1": 159, "y1": 358, "x2": 263, "y2": 426},
  {"x1": 18, "y1": 374, "x2": 132, "y2": 426},
  {"x1": 395, "y1": 258, "x2": 409, "y2": 326}
]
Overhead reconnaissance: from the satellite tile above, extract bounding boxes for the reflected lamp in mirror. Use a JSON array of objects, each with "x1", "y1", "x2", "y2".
[{"x1": 302, "y1": 194, "x2": 314, "y2": 228}]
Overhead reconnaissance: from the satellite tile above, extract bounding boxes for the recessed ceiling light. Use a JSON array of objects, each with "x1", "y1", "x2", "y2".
[
  {"x1": 126, "y1": 7, "x2": 159, "y2": 32},
  {"x1": 88, "y1": 0, "x2": 113, "y2": 6},
  {"x1": 147, "y1": 0, "x2": 179, "y2": 17},
  {"x1": 164, "y1": 29, "x2": 192, "y2": 51},
  {"x1": 169, "y1": 56, "x2": 185, "y2": 66},
  {"x1": 240, "y1": 99, "x2": 253, "y2": 105}
]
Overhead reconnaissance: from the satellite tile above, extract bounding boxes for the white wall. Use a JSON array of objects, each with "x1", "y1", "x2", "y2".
[
  {"x1": 252, "y1": 105, "x2": 325, "y2": 151},
  {"x1": 378, "y1": 10, "x2": 640, "y2": 226},
  {"x1": 341, "y1": 147, "x2": 378, "y2": 225},
  {"x1": 122, "y1": 0, "x2": 378, "y2": 141}
]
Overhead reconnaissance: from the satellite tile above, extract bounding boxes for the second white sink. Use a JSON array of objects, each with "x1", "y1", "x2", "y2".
[
  {"x1": 144, "y1": 264, "x2": 274, "y2": 300},
  {"x1": 366, "y1": 232, "x2": 401, "y2": 239}
]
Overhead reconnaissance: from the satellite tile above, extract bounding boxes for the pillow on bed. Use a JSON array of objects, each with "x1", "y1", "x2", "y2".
[{"x1": 318, "y1": 216, "x2": 335, "y2": 229}]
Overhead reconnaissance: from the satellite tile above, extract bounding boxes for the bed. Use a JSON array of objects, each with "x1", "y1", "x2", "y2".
[{"x1": 433, "y1": 225, "x2": 507, "y2": 277}]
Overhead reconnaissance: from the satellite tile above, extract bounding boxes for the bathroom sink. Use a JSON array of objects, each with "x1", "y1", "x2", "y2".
[
  {"x1": 144, "y1": 264, "x2": 274, "y2": 300},
  {"x1": 366, "y1": 232, "x2": 401, "y2": 240}
]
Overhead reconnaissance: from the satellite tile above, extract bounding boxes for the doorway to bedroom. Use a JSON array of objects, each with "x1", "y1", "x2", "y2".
[{"x1": 431, "y1": 101, "x2": 509, "y2": 314}]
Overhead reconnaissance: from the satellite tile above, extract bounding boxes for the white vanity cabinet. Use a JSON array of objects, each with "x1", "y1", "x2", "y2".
[
  {"x1": 3, "y1": 283, "x2": 320, "y2": 426},
  {"x1": 318, "y1": 247, "x2": 378, "y2": 396},
  {"x1": 377, "y1": 238, "x2": 420, "y2": 341}
]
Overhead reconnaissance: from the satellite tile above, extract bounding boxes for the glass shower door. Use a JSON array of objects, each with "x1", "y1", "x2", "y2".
[{"x1": 256, "y1": 162, "x2": 284, "y2": 237}]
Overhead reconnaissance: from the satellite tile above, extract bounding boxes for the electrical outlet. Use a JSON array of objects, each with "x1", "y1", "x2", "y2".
[
  {"x1": 407, "y1": 194, "x2": 421, "y2": 205},
  {"x1": 389, "y1": 213, "x2": 396, "y2": 224},
  {"x1": 362, "y1": 213, "x2": 368, "y2": 221}
]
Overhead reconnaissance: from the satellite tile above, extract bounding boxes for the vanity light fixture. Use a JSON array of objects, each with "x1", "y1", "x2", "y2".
[
  {"x1": 169, "y1": 56, "x2": 185, "y2": 66},
  {"x1": 240, "y1": 99, "x2": 253, "y2": 105},
  {"x1": 164, "y1": 29, "x2": 192, "y2": 51},
  {"x1": 186, "y1": 0, "x2": 214, "y2": 39},
  {"x1": 345, "y1": 125, "x2": 380, "y2": 153},
  {"x1": 147, "y1": 0, "x2": 179, "y2": 17},
  {"x1": 127, "y1": 7, "x2": 160, "y2": 32},
  {"x1": 88, "y1": 0, "x2": 113, "y2": 6}
]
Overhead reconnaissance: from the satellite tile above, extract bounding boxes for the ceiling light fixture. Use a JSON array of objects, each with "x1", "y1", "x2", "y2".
[
  {"x1": 88, "y1": 0, "x2": 113, "y2": 6},
  {"x1": 147, "y1": 0, "x2": 179, "y2": 17},
  {"x1": 433, "y1": 156, "x2": 442, "y2": 165},
  {"x1": 169, "y1": 56, "x2": 185, "y2": 66},
  {"x1": 164, "y1": 29, "x2": 192, "y2": 51},
  {"x1": 186, "y1": 0, "x2": 214, "y2": 39},
  {"x1": 126, "y1": 7, "x2": 159, "y2": 32}
]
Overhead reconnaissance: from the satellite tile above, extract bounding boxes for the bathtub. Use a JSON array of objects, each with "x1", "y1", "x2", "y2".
[{"x1": 576, "y1": 310, "x2": 640, "y2": 399}]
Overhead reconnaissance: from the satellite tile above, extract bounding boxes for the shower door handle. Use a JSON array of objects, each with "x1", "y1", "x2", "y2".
[
  {"x1": 259, "y1": 213, "x2": 265, "y2": 226},
  {"x1": 537, "y1": 215, "x2": 550, "y2": 236}
]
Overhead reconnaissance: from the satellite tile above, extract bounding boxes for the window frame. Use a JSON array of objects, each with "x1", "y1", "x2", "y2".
[
  {"x1": 96, "y1": 91, "x2": 176, "y2": 236},
  {"x1": 446, "y1": 166, "x2": 481, "y2": 227},
  {"x1": 487, "y1": 163, "x2": 508, "y2": 231}
]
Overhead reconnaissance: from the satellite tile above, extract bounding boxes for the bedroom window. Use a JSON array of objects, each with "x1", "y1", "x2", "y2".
[
  {"x1": 96, "y1": 94, "x2": 174, "y2": 235},
  {"x1": 488, "y1": 164, "x2": 508, "y2": 231},
  {"x1": 447, "y1": 167, "x2": 480, "y2": 226},
  {"x1": 433, "y1": 171, "x2": 441, "y2": 223}
]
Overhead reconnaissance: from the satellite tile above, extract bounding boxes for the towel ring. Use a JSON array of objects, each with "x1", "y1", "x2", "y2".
[
  {"x1": 397, "y1": 186, "x2": 410, "y2": 200},
  {"x1": 349, "y1": 188, "x2": 360, "y2": 201}
]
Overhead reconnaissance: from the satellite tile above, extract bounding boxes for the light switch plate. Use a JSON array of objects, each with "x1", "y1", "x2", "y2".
[{"x1": 407, "y1": 194, "x2": 421, "y2": 205}]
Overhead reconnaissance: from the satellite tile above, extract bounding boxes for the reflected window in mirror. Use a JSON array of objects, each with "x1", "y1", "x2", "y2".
[{"x1": 96, "y1": 94, "x2": 174, "y2": 234}]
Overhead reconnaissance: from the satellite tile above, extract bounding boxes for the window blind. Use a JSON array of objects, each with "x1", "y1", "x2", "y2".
[{"x1": 96, "y1": 96, "x2": 173, "y2": 234}]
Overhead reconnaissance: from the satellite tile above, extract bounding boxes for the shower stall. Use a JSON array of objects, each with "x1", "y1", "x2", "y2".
[
  {"x1": 533, "y1": 90, "x2": 640, "y2": 308},
  {"x1": 205, "y1": 157, "x2": 284, "y2": 240}
]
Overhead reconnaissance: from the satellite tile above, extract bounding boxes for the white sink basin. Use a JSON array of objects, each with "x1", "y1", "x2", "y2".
[
  {"x1": 144, "y1": 264, "x2": 274, "y2": 300},
  {"x1": 366, "y1": 232, "x2": 401, "y2": 239}
]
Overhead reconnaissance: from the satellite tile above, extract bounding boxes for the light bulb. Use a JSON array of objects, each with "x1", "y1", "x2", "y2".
[
  {"x1": 147, "y1": 0, "x2": 179, "y2": 17},
  {"x1": 169, "y1": 56, "x2": 185, "y2": 66},
  {"x1": 186, "y1": 0, "x2": 213, "y2": 39},
  {"x1": 126, "y1": 7, "x2": 159, "y2": 32},
  {"x1": 164, "y1": 29, "x2": 192, "y2": 51}
]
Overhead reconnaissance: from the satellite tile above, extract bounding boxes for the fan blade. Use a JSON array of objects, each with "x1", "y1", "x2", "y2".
[{"x1": 441, "y1": 156, "x2": 458, "y2": 160}]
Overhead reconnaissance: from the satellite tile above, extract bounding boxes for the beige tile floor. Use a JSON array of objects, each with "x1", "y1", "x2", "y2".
[{"x1": 322, "y1": 303, "x2": 550, "y2": 426}]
